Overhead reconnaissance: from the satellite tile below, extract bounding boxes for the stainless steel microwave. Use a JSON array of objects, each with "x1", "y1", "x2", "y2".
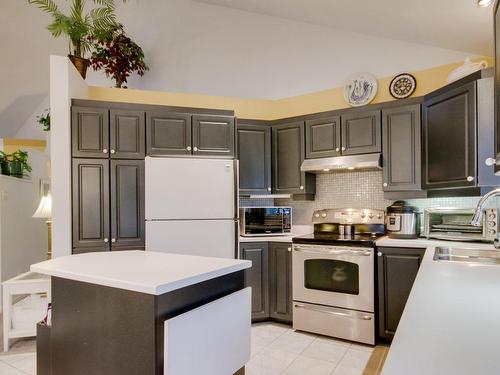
[{"x1": 239, "y1": 207, "x2": 292, "y2": 236}]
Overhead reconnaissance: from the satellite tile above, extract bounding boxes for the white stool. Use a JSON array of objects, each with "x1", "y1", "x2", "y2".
[{"x1": 2, "y1": 271, "x2": 51, "y2": 351}]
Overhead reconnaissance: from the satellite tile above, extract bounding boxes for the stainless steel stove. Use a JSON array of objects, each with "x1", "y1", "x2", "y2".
[{"x1": 292, "y1": 208, "x2": 385, "y2": 345}]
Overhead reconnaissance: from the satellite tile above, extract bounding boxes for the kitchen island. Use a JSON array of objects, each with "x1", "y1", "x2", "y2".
[
  {"x1": 31, "y1": 250, "x2": 251, "y2": 375},
  {"x1": 377, "y1": 238, "x2": 500, "y2": 375}
]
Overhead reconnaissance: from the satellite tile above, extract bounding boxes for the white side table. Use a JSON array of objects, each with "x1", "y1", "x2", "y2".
[{"x1": 2, "y1": 271, "x2": 51, "y2": 352}]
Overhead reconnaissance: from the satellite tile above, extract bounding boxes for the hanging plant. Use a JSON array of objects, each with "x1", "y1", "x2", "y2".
[
  {"x1": 90, "y1": 25, "x2": 149, "y2": 88},
  {"x1": 37, "y1": 108, "x2": 51, "y2": 132}
]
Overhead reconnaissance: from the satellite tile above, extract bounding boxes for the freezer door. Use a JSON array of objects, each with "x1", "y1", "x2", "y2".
[
  {"x1": 145, "y1": 157, "x2": 236, "y2": 220},
  {"x1": 146, "y1": 220, "x2": 237, "y2": 258}
]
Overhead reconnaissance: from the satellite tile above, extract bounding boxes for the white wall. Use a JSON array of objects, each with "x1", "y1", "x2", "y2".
[
  {"x1": 15, "y1": 96, "x2": 50, "y2": 141},
  {"x1": 84, "y1": 0, "x2": 476, "y2": 99},
  {"x1": 50, "y1": 56, "x2": 88, "y2": 258}
]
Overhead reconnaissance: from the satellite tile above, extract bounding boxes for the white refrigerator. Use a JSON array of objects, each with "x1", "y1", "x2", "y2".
[{"x1": 145, "y1": 157, "x2": 238, "y2": 259}]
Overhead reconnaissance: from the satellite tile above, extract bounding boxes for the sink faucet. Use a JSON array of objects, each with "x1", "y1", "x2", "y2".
[{"x1": 471, "y1": 187, "x2": 500, "y2": 249}]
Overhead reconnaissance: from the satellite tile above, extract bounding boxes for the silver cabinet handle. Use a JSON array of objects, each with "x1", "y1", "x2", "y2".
[
  {"x1": 335, "y1": 148, "x2": 340, "y2": 152},
  {"x1": 294, "y1": 303, "x2": 372, "y2": 321},
  {"x1": 300, "y1": 185, "x2": 304, "y2": 190},
  {"x1": 378, "y1": 252, "x2": 382, "y2": 257},
  {"x1": 110, "y1": 149, "x2": 116, "y2": 154},
  {"x1": 267, "y1": 187, "x2": 271, "y2": 191},
  {"x1": 485, "y1": 158, "x2": 497, "y2": 166},
  {"x1": 103, "y1": 149, "x2": 108, "y2": 154},
  {"x1": 104, "y1": 238, "x2": 109, "y2": 243},
  {"x1": 193, "y1": 147, "x2": 198, "y2": 152},
  {"x1": 383, "y1": 183, "x2": 388, "y2": 187},
  {"x1": 187, "y1": 146, "x2": 192, "y2": 151},
  {"x1": 111, "y1": 238, "x2": 116, "y2": 243},
  {"x1": 467, "y1": 176, "x2": 474, "y2": 182},
  {"x1": 341, "y1": 147, "x2": 346, "y2": 151},
  {"x1": 287, "y1": 247, "x2": 292, "y2": 252}
]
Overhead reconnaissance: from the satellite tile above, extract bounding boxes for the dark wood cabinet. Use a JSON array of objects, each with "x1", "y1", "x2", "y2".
[
  {"x1": 272, "y1": 122, "x2": 315, "y2": 196},
  {"x1": 240, "y1": 242, "x2": 269, "y2": 321},
  {"x1": 237, "y1": 122, "x2": 272, "y2": 195},
  {"x1": 146, "y1": 111, "x2": 192, "y2": 156},
  {"x1": 269, "y1": 242, "x2": 293, "y2": 324},
  {"x1": 377, "y1": 247, "x2": 425, "y2": 341},
  {"x1": 110, "y1": 160, "x2": 145, "y2": 250},
  {"x1": 71, "y1": 106, "x2": 109, "y2": 158},
  {"x1": 72, "y1": 159, "x2": 110, "y2": 252},
  {"x1": 192, "y1": 115, "x2": 235, "y2": 157},
  {"x1": 382, "y1": 104, "x2": 422, "y2": 191},
  {"x1": 305, "y1": 116, "x2": 341, "y2": 159},
  {"x1": 110, "y1": 109, "x2": 145, "y2": 159},
  {"x1": 341, "y1": 109, "x2": 382, "y2": 155},
  {"x1": 422, "y1": 82, "x2": 477, "y2": 189}
]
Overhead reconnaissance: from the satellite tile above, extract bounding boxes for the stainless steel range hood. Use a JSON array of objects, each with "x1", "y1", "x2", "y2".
[{"x1": 300, "y1": 153, "x2": 382, "y2": 173}]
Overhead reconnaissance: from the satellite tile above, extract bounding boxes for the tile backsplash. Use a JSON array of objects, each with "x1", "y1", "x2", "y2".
[{"x1": 273, "y1": 170, "x2": 498, "y2": 225}]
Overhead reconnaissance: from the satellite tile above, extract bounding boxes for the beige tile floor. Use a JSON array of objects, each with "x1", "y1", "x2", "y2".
[{"x1": 0, "y1": 322, "x2": 373, "y2": 375}]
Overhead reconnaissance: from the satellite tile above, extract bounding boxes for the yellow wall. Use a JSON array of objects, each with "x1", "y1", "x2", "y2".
[
  {"x1": 88, "y1": 58, "x2": 493, "y2": 120},
  {"x1": 2, "y1": 138, "x2": 47, "y2": 154}
]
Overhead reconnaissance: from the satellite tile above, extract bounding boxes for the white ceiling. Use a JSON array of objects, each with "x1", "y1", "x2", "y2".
[{"x1": 194, "y1": 0, "x2": 494, "y2": 55}]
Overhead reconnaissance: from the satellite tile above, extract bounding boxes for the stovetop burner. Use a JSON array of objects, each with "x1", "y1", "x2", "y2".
[{"x1": 293, "y1": 208, "x2": 386, "y2": 247}]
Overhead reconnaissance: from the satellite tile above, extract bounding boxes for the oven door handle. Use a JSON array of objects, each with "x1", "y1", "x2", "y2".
[
  {"x1": 293, "y1": 246, "x2": 372, "y2": 256},
  {"x1": 294, "y1": 303, "x2": 372, "y2": 321}
]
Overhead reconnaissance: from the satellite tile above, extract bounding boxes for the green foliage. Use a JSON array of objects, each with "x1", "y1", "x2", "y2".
[
  {"x1": 37, "y1": 109, "x2": 51, "y2": 132},
  {"x1": 28, "y1": 0, "x2": 119, "y2": 58},
  {"x1": 0, "y1": 150, "x2": 32, "y2": 176}
]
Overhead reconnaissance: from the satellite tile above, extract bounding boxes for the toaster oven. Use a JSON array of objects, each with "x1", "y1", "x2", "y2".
[
  {"x1": 423, "y1": 208, "x2": 500, "y2": 242},
  {"x1": 239, "y1": 207, "x2": 292, "y2": 236}
]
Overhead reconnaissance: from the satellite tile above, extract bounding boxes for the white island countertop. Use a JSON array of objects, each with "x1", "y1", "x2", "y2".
[
  {"x1": 31, "y1": 251, "x2": 251, "y2": 295},
  {"x1": 381, "y1": 241, "x2": 500, "y2": 375}
]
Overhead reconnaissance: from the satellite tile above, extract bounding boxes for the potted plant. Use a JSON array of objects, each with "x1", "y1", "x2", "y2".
[
  {"x1": 5, "y1": 150, "x2": 32, "y2": 178},
  {"x1": 90, "y1": 25, "x2": 149, "y2": 88},
  {"x1": 28, "y1": 0, "x2": 119, "y2": 79},
  {"x1": 37, "y1": 108, "x2": 51, "y2": 131},
  {"x1": 0, "y1": 151, "x2": 9, "y2": 176}
]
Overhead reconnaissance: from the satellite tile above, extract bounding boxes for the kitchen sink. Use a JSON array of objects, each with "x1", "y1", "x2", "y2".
[{"x1": 433, "y1": 247, "x2": 500, "y2": 265}]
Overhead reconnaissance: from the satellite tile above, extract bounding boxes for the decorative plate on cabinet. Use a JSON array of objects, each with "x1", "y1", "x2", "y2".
[
  {"x1": 343, "y1": 73, "x2": 378, "y2": 107},
  {"x1": 389, "y1": 73, "x2": 417, "y2": 99}
]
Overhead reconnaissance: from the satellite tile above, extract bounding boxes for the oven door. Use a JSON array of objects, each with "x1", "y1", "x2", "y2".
[{"x1": 292, "y1": 244, "x2": 374, "y2": 313}]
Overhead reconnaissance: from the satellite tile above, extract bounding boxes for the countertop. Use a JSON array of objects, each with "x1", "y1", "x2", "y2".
[
  {"x1": 239, "y1": 225, "x2": 312, "y2": 243},
  {"x1": 375, "y1": 235, "x2": 497, "y2": 249},
  {"x1": 30, "y1": 250, "x2": 251, "y2": 295},
  {"x1": 381, "y1": 241, "x2": 500, "y2": 375}
]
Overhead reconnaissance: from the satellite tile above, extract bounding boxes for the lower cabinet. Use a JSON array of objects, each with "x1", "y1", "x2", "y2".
[
  {"x1": 239, "y1": 242, "x2": 269, "y2": 321},
  {"x1": 377, "y1": 247, "x2": 425, "y2": 341},
  {"x1": 269, "y1": 242, "x2": 293, "y2": 323},
  {"x1": 240, "y1": 242, "x2": 293, "y2": 324}
]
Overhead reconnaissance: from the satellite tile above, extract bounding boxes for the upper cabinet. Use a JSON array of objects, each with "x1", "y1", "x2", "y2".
[
  {"x1": 305, "y1": 116, "x2": 341, "y2": 159},
  {"x1": 237, "y1": 122, "x2": 272, "y2": 195},
  {"x1": 146, "y1": 111, "x2": 192, "y2": 156},
  {"x1": 341, "y1": 109, "x2": 382, "y2": 155},
  {"x1": 72, "y1": 106, "x2": 110, "y2": 158},
  {"x1": 272, "y1": 122, "x2": 316, "y2": 196},
  {"x1": 382, "y1": 104, "x2": 422, "y2": 192},
  {"x1": 72, "y1": 106, "x2": 145, "y2": 159},
  {"x1": 422, "y1": 82, "x2": 477, "y2": 189},
  {"x1": 192, "y1": 115, "x2": 235, "y2": 157}
]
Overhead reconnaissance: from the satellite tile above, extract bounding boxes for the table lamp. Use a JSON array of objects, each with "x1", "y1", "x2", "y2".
[{"x1": 33, "y1": 193, "x2": 52, "y2": 259}]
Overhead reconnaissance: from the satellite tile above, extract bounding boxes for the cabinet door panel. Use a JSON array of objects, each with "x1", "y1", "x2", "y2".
[
  {"x1": 269, "y1": 243, "x2": 292, "y2": 323},
  {"x1": 272, "y1": 122, "x2": 306, "y2": 194},
  {"x1": 305, "y1": 116, "x2": 341, "y2": 159},
  {"x1": 110, "y1": 160, "x2": 145, "y2": 250},
  {"x1": 237, "y1": 124, "x2": 272, "y2": 195},
  {"x1": 72, "y1": 107, "x2": 109, "y2": 158},
  {"x1": 382, "y1": 105, "x2": 422, "y2": 191},
  {"x1": 341, "y1": 110, "x2": 381, "y2": 155},
  {"x1": 146, "y1": 112, "x2": 192, "y2": 156},
  {"x1": 110, "y1": 109, "x2": 145, "y2": 159},
  {"x1": 192, "y1": 115, "x2": 235, "y2": 157},
  {"x1": 377, "y1": 247, "x2": 424, "y2": 341},
  {"x1": 240, "y1": 242, "x2": 269, "y2": 321},
  {"x1": 72, "y1": 159, "x2": 110, "y2": 251},
  {"x1": 422, "y1": 82, "x2": 477, "y2": 189}
]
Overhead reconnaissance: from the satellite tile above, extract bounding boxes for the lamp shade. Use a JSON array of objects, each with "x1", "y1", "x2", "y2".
[{"x1": 33, "y1": 194, "x2": 52, "y2": 219}]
